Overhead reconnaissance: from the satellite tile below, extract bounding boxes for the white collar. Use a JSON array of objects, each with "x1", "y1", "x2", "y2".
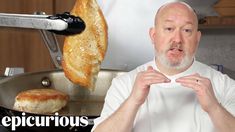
[{"x1": 150, "y1": 57, "x2": 198, "y2": 86}]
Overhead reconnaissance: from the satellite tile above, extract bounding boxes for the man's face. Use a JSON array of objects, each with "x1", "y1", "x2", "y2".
[{"x1": 150, "y1": 5, "x2": 201, "y2": 70}]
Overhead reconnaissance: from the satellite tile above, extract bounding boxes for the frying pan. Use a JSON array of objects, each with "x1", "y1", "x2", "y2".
[{"x1": 0, "y1": 69, "x2": 125, "y2": 132}]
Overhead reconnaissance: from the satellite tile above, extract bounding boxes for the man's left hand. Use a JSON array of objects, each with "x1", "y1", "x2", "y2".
[{"x1": 176, "y1": 73, "x2": 220, "y2": 113}]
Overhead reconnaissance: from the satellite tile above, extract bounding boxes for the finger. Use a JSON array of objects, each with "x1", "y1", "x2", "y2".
[
  {"x1": 145, "y1": 69, "x2": 170, "y2": 81},
  {"x1": 176, "y1": 73, "x2": 200, "y2": 80},
  {"x1": 176, "y1": 75, "x2": 201, "y2": 83},
  {"x1": 143, "y1": 72, "x2": 171, "y2": 83},
  {"x1": 176, "y1": 78, "x2": 201, "y2": 89},
  {"x1": 176, "y1": 77, "x2": 201, "y2": 84},
  {"x1": 144, "y1": 78, "x2": 170, "y2": 85},
  {"x1": 180, "y1": 82, "x2": 200, "y2": 92},
  {"x1": 143, "y1": 72, "x2": 169, "y2": 79},
  {"x1": 176, "y1": 77, "x2": 200, "y2": 85},
  {"x1": 141, "y1": 73, "x2": 171, "y2": 83},
  {"x1": 176, "y1": 77, "x2": 205, "y2": 88}
]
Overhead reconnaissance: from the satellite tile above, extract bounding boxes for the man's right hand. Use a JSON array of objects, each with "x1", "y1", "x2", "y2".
[{"x1": 129, "y1": 66, "x2": 171, "y2": 106}]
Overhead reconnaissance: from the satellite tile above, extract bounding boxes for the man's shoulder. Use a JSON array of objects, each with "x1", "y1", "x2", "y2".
[
  {"x1": 195, "y1": 61, "x2": 234, "y2": 83},
  {"x1": 129, "y1": 61, "x2": 153, "y2": 74},
  {"x1": 195, "y1": 61, "x2": 223, "y2": 76},
  {"x1": 133, "y1": 61, "x2": 153, "y2": 73},
  {"x1": 194, "y1": 60, "x2": 211, "y2": 69}
]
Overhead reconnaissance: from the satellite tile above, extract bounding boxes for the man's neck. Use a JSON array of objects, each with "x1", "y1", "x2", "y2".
[{"x1": 155, "y1": 60, "x2": 193, "y2": 76}]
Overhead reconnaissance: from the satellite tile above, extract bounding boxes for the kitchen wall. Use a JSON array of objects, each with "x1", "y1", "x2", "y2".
[{"x1": 196, "y1": 28, "x2": 235, "y2": 78}]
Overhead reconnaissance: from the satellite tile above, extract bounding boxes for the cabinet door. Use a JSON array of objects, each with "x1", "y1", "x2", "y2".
[{"x1": 0, "y1": 0, "x2": 54, "y2": 74}]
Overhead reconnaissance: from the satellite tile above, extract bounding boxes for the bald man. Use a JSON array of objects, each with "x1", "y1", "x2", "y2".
[{"x1": 92, "y1": 2, "x2": 235, "y2": 132}]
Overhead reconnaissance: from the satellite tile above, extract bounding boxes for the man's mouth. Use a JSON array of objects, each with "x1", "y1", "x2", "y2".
[
  {"x1": 166, "y1": 46, "x2": 184, "y2": 58},
  {"x1": 169, "y1": 47, "x2": 183, "y2": 52},
  {"x1": 169, "y1": 47, "x2": 183, "y2": 53}
]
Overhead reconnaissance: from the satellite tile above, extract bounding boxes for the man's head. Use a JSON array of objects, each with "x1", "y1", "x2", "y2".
[{"x1": 149, "y1": 2, "x2": 201, "y2": 71}]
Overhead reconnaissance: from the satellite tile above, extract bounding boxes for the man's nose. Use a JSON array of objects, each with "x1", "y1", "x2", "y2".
[{"x1": 172, "y1": 30, "x2": 182, "y2": 44}]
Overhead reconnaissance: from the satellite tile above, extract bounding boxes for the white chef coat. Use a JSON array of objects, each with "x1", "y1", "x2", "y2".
[{"x1": 92, "y1": 59, "x2": 235, "y2": 132}]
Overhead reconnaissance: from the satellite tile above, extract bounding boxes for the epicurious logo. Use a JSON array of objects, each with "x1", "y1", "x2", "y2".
[{"x1": 1, "y1": 112, "x2": 89, "y2": 131}]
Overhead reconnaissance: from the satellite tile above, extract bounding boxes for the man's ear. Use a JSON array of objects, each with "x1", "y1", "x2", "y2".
[
  {"x1": 149, "y1": 27, "x2": 156, "y2": 44},
  {"x1": 196, "y1": 30, "x2": 201, "y2": 45}
]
